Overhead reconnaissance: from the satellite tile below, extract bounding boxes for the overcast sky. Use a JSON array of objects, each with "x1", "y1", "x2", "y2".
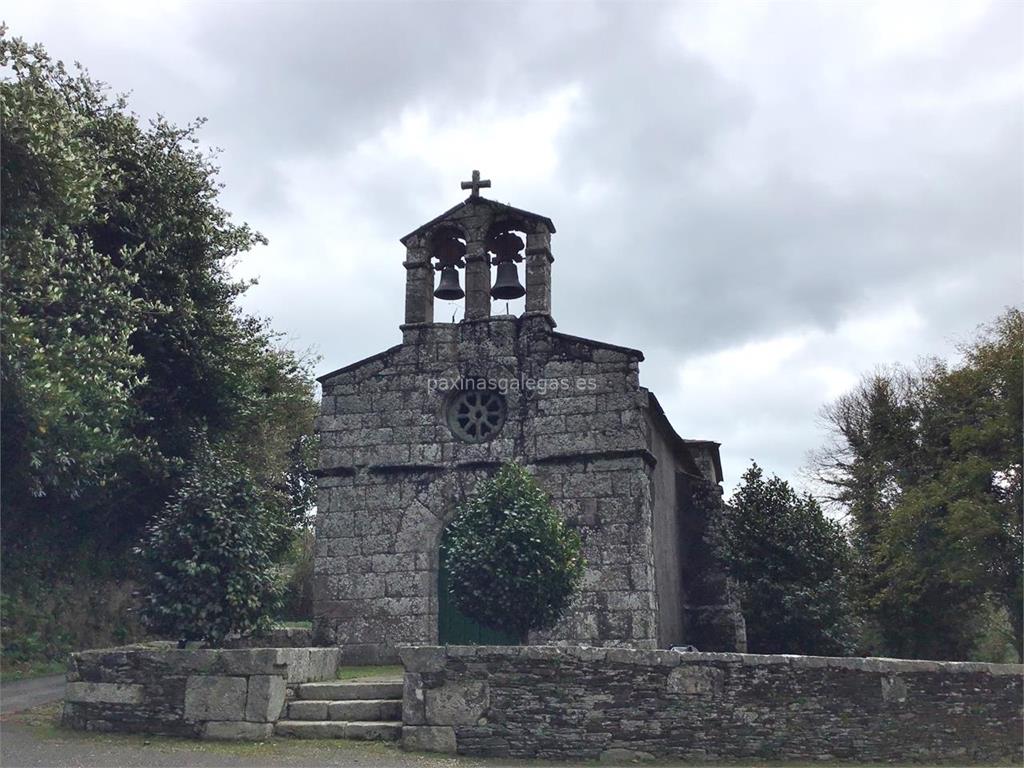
[{"x1": 9, "y1": 0, "x2": 1022, "y2": 494}]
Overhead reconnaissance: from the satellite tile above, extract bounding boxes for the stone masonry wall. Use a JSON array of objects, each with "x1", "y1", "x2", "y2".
[
  {"x1": 400, "y1": 645, "x2": 1023, "y2": 763},
  {"x1": 314, "y1": 316, "x2": 662, "y2": 661},
  {"x1": 62, "y1": 646, "x2": 341, "y2": 740}
]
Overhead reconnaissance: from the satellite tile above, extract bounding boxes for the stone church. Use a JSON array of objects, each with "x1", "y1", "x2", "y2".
[{"x1": 313, "y1": 173, "x2": 746, "y2": 663}]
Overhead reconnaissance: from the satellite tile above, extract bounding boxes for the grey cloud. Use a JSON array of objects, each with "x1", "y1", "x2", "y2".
[{"x1": 9, "y1": 0, "x2": 1021, "y2": 486}]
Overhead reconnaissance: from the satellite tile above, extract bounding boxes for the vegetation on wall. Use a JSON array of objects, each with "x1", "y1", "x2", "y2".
[
  {"x1": 442, "y1": 463, "x2": 585, "y2": 642},
  {"x1": 0, "y1": 31, "x2": 317, "y2": 664}
]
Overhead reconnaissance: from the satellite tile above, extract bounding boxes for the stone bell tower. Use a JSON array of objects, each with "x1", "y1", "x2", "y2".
[
  {"x1": 313, "y1": 172, "x2": 745, "y2": 663},
  {"x1": 401, "y1": 170, "x2": 554, "y2": 328}
]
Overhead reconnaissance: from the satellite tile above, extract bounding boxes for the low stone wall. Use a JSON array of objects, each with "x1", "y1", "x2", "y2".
[
  {"x1": 400, "y1": 645, "x2": 1023, "y2": 763},
  {"x1": 222, "y1": 627, "x2": 314, "y2": 649},
  {"x1": 63, "y1": 646, "x2": 341, "y2": 739}
]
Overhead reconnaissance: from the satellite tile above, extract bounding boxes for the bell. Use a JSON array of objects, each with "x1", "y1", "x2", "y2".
[
  {"x1": 434, "y1": 265, "x2": 465, "y2": 300},
  {"x1": 490, "y1": 261, "x2": 526, "y2": 300}
]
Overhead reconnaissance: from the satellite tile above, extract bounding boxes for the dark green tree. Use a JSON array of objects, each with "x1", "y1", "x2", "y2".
[
  {"x1": 1, "y1": 32, "x2": 154, "y2": 508},
  {"x1": 442, "y1": 463, "x2": 584, "y2": 642},
  {"x1": 810, "y1": 370, "x2": 919, "y2": 655},
  {"x1": 134, "y1": 440, "x2": 286, "y2": 646},
  {"x1": 0, "y1": 31, "x2": 317, "y2": 661},
  {"x1": 720, "y1": 462, "x2": 855, "y2": 655},
  {"x1": 1, "y1": 31, "x2": 317, "y2": 545},
  {"x1": 813, "y1": 308, "x2": 1023, "y2": 661}
]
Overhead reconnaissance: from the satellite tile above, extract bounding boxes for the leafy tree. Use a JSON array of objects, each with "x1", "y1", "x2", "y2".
[
  {"x1": 134, "y1": 441, "x2": 286, "y2": 646},
  {"x1": 1, "y1": 31, "x2": 316, "y2": 545},
  {"x1": 442, "y1": 463, "x2": 584, "y2": 642},
  {"x1": 809, "y1": 370, "x2": 920, "y2": 655},
  {"x1": 812, "y1": 308, "x2": 1023, "y2": 661},
  {"x1": 1, "y1": 31, "x2": 317, "y2": 659},
  {"x1": 720, "y1": 463, "x2": 854, "y2": 655},
  {"x1": 1, "y1": 32, "x2": 154, "y2": 507}
]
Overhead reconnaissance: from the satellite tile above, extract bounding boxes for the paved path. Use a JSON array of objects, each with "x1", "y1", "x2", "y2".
[
  {"x1": 0, "y1": 721, "x2": 469, "y2": 768},
  {"x1": 0, "y1": 691, "x2": 924, "y2": 768},
  {"x1": 0, "y1": 718, "x2": 929, "y2": 768},
  {"x1": 0, "y1": 675, "x2": 65, "y2": 715}
]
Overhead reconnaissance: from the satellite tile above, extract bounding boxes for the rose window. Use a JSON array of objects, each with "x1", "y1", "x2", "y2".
[{"x1": 447, "y1": 390, "x2": 507, "y2": 443}]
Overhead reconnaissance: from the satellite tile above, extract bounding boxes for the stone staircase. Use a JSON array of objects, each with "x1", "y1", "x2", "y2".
[{"x1": 274, "y1": 679, "x2": 403, "y2": 741}]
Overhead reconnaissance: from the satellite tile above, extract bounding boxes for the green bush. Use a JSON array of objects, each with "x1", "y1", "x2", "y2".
[
  {"x1": 277, "y1": 527, "x2": 314, "y2": 621},
  {"x1": 0, "y1": 544, "x2": 147, "y2": 670},
  {"x1": 442, "y1": 463, "x2": 584, "y2": 642},
  {"x1": 134, "y1": 442, "x2": 287, "y2": 646}
]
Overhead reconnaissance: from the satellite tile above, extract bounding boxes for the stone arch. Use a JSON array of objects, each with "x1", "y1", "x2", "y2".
[
  {"x1": 486, "y1": 218, "x2": 529, "y2": 316},
  {"x1": 429, "y1": 466, "x2": 518, "y2": 646},
  {"x1": 428, "y1": 225, "x2": 469, "y2": 322}
]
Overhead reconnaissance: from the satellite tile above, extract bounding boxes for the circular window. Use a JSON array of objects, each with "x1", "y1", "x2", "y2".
[{"x1": 447, "y1": 389, "x2": 507, "y2": 443}]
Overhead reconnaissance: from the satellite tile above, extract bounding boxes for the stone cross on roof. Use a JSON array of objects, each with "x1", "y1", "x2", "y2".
[{"x1": 460, "y1": 169, "x2": 491, "y2": 198}]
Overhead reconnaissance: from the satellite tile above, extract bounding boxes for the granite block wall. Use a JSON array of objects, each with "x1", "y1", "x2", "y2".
[
  {"x1": 62, "y1": 646, "x2": 341, "y2": 739},
  {"x1": 400, "y1": 645, "x2": 1024, "y2": 763},
  {"x1": 314, "y1": 316, "x2": 667, "y2": 661}
]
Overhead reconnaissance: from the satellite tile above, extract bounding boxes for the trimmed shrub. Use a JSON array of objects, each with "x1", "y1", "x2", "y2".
[
  {"x1": 442, "y1": 463, "x2": 584, "y2": 642},
  {"x1": 134, "y1": 443, "x2": 286, "y2": 646}
]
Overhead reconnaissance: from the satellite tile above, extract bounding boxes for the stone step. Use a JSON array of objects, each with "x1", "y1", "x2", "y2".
[
  {"x1": 273, "y1": 720, "x2": 402, "y2": 741},
  {"x1": 295, "y1": 680, "x2": 403, "y2": 701},
  {"x1": 287, "y1": 698, "x2": 402, "y2": 722}
]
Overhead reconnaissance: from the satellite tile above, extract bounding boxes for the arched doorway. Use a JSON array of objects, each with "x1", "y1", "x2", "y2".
[{"x1": 437, "y1": 534, "x2": 516, "y2": 645}]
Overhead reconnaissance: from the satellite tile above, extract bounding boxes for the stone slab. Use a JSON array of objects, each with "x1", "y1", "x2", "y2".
[
  {"x1": 328, "y1": 699, "x2": 400, "y2": 721},
  {"x1": 344, "y1": 721, "x2": 402, "y2": 741},
  {"x1": 202, "y1": 721, "x2": 274, "y2": 740},
  {"x1": 297, "y1": 681, "x2": 403, "y2": 700},
  {"x1": 402, "y1": 673, "x2": 425, "y2": 725},
  {"x1": 288, "y1": 700, "x2": 328, "y2": 720},
  {"x1": 273, "y1": 720, "x2": 347, "y2": 738},
  {"x1": 424, "y1": 680, "x2": 488, "y2": 726},
  {"x1": 65, "y1": 682, "x2": 145, "y2": 705},
  {"x1": 183, "y1": 676, "x2": 247, "y2": 721},
  {"x1": 402, "y1": 725, "x2": 456, "y2": 753},
  {"x1": 245, "y1": 675, "x2": 286, "y2": 722}
]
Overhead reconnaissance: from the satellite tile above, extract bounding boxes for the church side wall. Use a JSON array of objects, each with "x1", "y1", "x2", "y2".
[{"x1": 645, "y1": 413, "x2": 685, "y2": 648}]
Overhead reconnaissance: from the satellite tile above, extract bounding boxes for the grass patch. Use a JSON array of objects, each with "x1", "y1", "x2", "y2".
[
  {"x1": 4, "y1": 704, "x2": 997, "y2": 767},
  {"x1": 335, "y1": 664, "x2": 402, "y2": 680},
  {"x1": 275, "y1": 620, "x2": 312, "y2": 629},
  {"x1": 5, "y1": 703, "x2": 401, "y2": 758},
  {"x1": 0, "y1": 658, "x2": 66, "y2": 682}
]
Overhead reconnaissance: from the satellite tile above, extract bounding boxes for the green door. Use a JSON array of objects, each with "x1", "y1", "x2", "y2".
[{"x1": 437, "y1": 543, "x2": 517, "y2": 645}]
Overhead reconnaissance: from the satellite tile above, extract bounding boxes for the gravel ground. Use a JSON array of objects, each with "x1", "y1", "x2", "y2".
[
  {"x1": 0, "y1": 704, "x2": 979, "y2": 768},
  {"x1": 1, "y1": 705, "x2": 484, "y2": 768},
  {"x1": 1, "y1": 674, "x2": 66, "y2": 715}
]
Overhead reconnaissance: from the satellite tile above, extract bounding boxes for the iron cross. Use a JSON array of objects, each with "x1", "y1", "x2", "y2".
[{"x1": 460, "y1": 170, "x2": 491, "y2": 198}]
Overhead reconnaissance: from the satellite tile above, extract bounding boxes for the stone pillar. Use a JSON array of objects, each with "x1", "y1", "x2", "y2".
[
  {"x1": 525, "y1": 224, "x2": 553, "y2": 317},
  {"x1": 463, "y1": 238, "x2": 490, "y2": 320},
  {"x1": 403, "y1": 242, "x2": 433, "y2": 325}
]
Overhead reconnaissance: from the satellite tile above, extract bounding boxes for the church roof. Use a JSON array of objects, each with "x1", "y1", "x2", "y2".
[
  {"x1": 645, "y1": 390, "x2": 724, "y2": 483},
  {"x1": 551, "y1": 331, "x2": 643, "y2": 360},
  {"x1": 399, "y1": 195, "x2": 556, "y2": 246}
]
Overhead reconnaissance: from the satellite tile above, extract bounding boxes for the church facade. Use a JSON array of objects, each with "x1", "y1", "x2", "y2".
[{"x1": 312, "y1": 175, "x2": 745, "y2": 663}]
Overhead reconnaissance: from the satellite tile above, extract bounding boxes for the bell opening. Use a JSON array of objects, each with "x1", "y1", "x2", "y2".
[
  {"x1": 430, "y1": 226, "x2": 468, "y2": 320},
  {"x1": 434, "y1": 265, "x2": 465, "y2": 301},
  {"x1": 491, "y1": 262, "x2": 525, "y2": 300},
  {"x1": 487, "y1": 225, "x2": 528, "y2": 315}
]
